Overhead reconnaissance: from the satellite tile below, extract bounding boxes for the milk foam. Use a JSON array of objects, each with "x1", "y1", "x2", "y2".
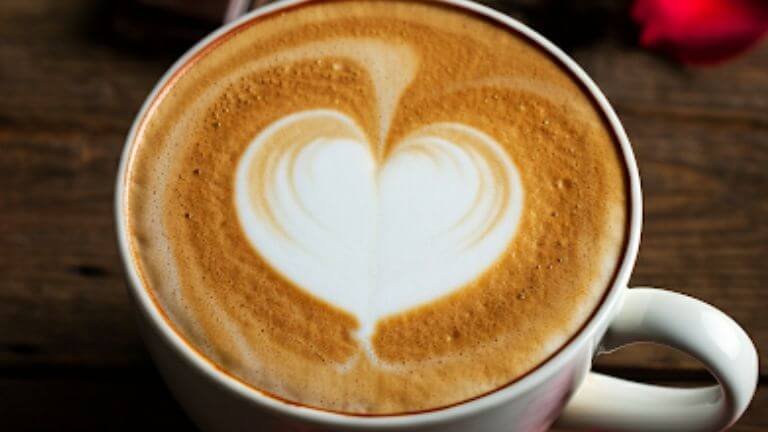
[{"x1": 235, "y1": 110, "x2": 523, "y2": 346}]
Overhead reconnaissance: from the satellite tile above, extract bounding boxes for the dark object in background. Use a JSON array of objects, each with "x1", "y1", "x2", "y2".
[
  {"x1": 101, "y1": 0, "x2": 274, "y2": 53},
  {"x1": 97, "y1": 0, "x2": 224, "y2": 54},
  {"x1": 137, "y1": 0, "x2": 229, "y2": 21},
  {"x1": 137, "y1": 0, "x2": 273, "y2": 23},
  {"x1": 104, "y1": 0, "x2": 636, "y2": 55}
]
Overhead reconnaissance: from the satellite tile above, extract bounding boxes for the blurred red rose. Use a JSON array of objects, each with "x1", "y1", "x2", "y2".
[{"x1": 633, "y1": 0, "x2": 768, "y2": 65}]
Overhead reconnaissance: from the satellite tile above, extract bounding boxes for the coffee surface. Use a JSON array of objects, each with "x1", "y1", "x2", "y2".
[{"x1": 126, "y1": 0, "x2": 628, "y2": 414}]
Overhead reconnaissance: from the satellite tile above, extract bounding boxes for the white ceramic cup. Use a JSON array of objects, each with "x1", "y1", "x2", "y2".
[{"x1": 115, "y1": 0, "x2": 759, "y2": 430}]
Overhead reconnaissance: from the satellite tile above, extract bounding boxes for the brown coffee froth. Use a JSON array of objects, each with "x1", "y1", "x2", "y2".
[{"x1": 125, "y1": 0, "x2": 628, "y2": 414}]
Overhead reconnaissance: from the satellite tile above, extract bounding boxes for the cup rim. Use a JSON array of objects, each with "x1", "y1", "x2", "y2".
[{"x1": 115, "y1": 0, "x2": 643, "y2": 427}]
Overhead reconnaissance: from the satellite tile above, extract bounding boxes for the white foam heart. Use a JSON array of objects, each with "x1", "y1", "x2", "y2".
[{"x1": 235, "y1": 109, "x2": 523, "y2": 347}]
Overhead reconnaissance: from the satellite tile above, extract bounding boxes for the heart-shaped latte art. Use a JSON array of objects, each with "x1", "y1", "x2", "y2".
[{"x1": 235, "y1": 110, "x2": 523, "y2": 346}]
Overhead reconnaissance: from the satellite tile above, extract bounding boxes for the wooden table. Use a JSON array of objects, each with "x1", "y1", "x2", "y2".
[{"x1": 0, "y1": 0, "x2": 765, "y2": 430}]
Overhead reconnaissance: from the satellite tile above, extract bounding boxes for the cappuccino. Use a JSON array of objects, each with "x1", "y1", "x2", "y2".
[{"x1": 125, "y1": 0, "x2": 628, "y2": 414}]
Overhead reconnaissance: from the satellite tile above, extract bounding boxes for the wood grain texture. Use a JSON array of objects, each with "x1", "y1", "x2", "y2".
[{"x1": 0, "y1": 0, "x2": 765, "y2": 429}]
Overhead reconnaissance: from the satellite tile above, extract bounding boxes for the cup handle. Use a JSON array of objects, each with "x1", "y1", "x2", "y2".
[{"x1": 556, "y1": 287, "x2": 758, "y2": 431}]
